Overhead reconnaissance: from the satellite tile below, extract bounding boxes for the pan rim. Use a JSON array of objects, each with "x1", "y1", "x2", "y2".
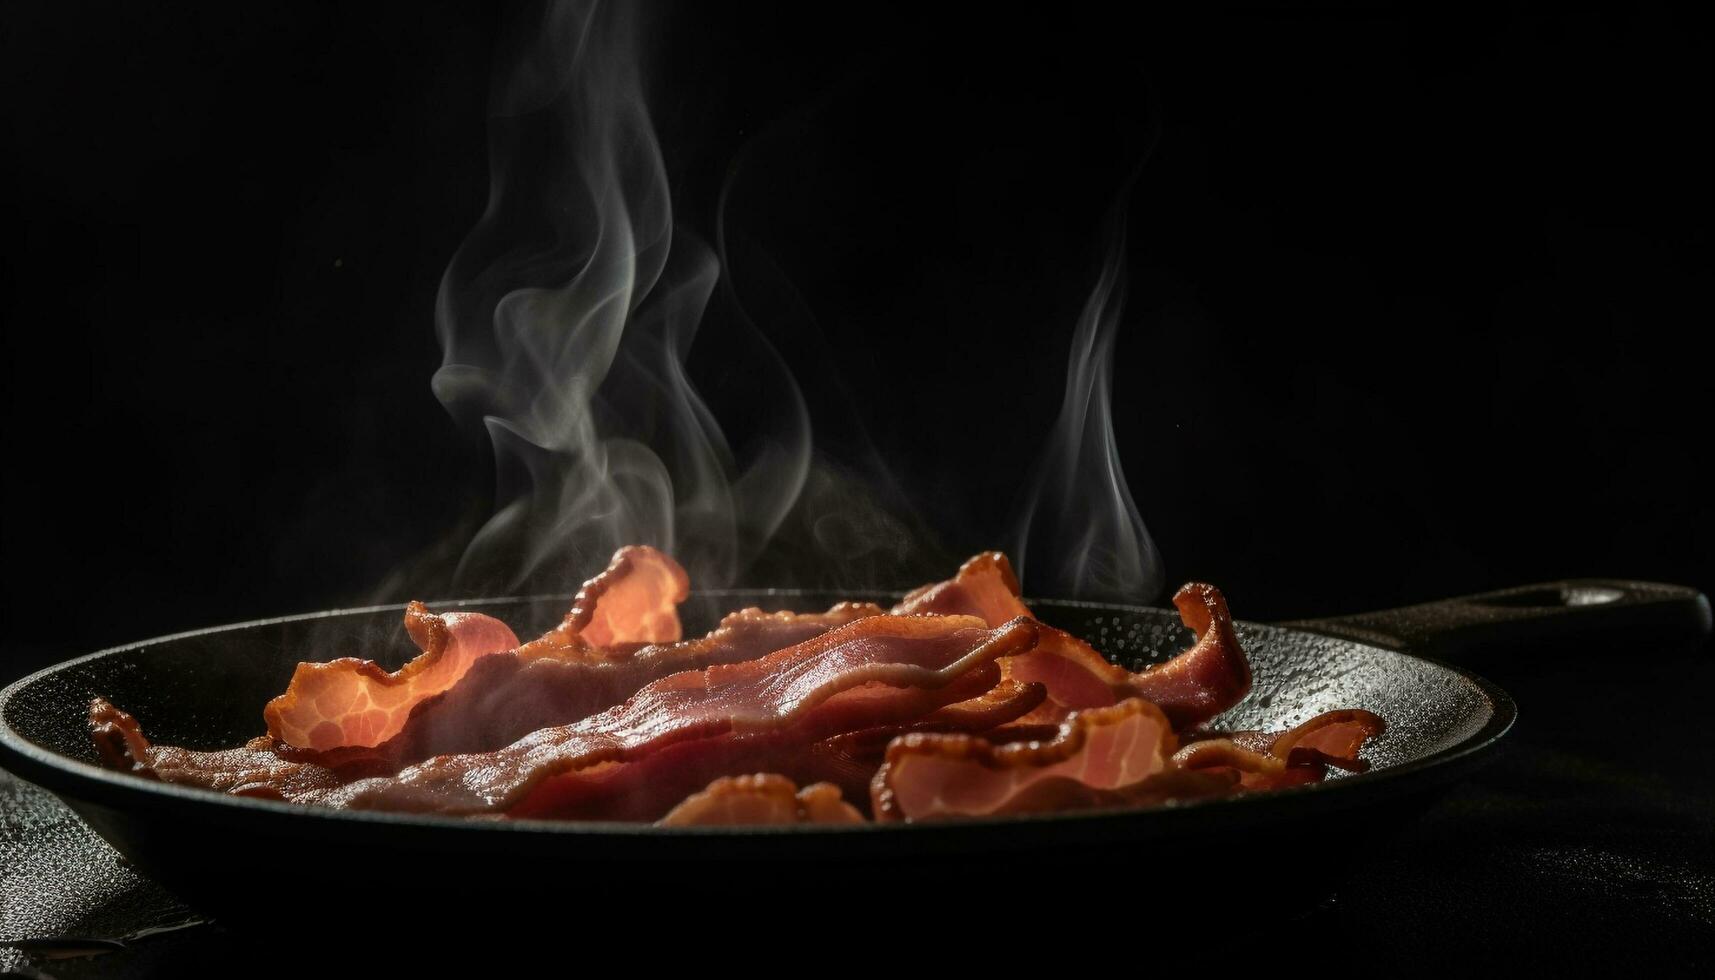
[{"x1": 0, "y1": 592, "x2": 1516, "y2": 838}]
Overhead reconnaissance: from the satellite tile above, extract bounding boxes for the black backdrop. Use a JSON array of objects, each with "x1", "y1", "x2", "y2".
[{"x1": 2, "y1": 3, "x2": 1709, "y2": 680}]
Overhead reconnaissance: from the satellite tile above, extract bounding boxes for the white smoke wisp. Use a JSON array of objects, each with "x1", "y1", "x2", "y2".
[
  {"x1": 431, "y1": 0, "x2": 809, "y2": 594},
  {"x1": 1010, "y1": 199, "x2": 1165, "y2": 605}
]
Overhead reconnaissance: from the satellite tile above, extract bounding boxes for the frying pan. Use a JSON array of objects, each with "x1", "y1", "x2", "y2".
[{"x1": 1, "y1": 579, "x2": 1705, "y2": 934}]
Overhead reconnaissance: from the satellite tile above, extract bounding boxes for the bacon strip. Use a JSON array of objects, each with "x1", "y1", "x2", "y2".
[
  {"x1": 999, "y1": 583, "x2": 1250, "y2": 728},
  {"x1": 871, "y1": 697, "x2": 1176, "y2": 821},
  {"x1": 656, "y1": 774, "x2": 864, "y2": 826},
  {"x1": 306, "y1": 614, "x2": 1038, "y2": 815},
  {"x1": 793, "y1": 679, "x2": 1048, "y2": 808},
  {"x1": 1270, "y1": 709, "x2": 1385, "y2": 769},
  {"x1": 504, "y1": 663, "x2": 1006, "y2": 821},
  {"x1": 1132, "y1": 583, "x2": 1253, "y2": 727},
  {"x1": 260, "y1": 605, "x2": 520, "y2": 752},
  {"x1": 260, "y1": 546, "x2": 687, "y2": 751},
  {"x1": 88, "y1": 602, "x2": 888, "y2": 797},
  {"x1": 91, "y1": 698, "x2": 353, "y2": 798},
  {"x1": 290, "y1": 602, "x2": 883, "y2": 772},
  {"x1": 88, "y1": 661, "x2": 1004, "y2": 821},
  {"x1": 892, "y1": 551, "x2": 1033, "y2": 624},
  {"x1": 515, "y1": 545, "x2": 690, "y2": 657},
  {"x1": 897, "y1": 555, "x2": 1251, "y2": 730},
  {"x1": 1174, "y1": 708, "x2": 1386, "y2": 789}
]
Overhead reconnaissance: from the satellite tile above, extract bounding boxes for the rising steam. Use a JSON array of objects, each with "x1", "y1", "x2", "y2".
[
  {"x1": 432, "y1": 0, "x2": 809, "y2": 592},
  {"x1": 429, "y1": 0, "x2": 1161, "y2": 603},
  {"x1": 1009, "y1": 195, "x2": 1165, "y2": 605}
]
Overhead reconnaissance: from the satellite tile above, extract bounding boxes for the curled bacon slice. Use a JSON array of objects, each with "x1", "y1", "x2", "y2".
[
  {"x1": 1270, "y1": 709, "x2": 1386, "y2": 768},
  {"x1": 1125, "y1": 582, "x2": 1252, "y2": 726},
  {"x1": 517, "y1": 545, "x2": 690, "y2": 657},
  {"x1": 1174, "y1": 708, "x2": 1386, "y2": 789},
  {"x1": 1004, "y1": 582, "x2": 1250, "y2": 729},
  {"x1": 892, "y1": 551, "x2": 1032, "y2": 625},
  {"x1": 656, "y1": 774, "x2": 863, "y2": 826},
  {"x1": 261, "y1": 546, "x2": 686, "y2": 752},
  {"x1": 871, "y1": 697, "x2": 1176, "y2": 821},
  {"x1": 897, "y1": 556, "x2": 1250, "y2": 730},
  {"x1": 261, "y1": 605, "x2": 520, "y2": 752},
  {"x1": 308, "y1": 614, "x2": 1039, "y2": 815}
]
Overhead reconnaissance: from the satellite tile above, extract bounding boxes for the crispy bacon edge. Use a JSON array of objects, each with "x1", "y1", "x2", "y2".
[
  {"x1": 261, "y1": 545, "x2": 688, "y2": 751},
  {"x1": 1175, "y1": 708, "x2": 1386, "y2": 789},
  {"x1": 895, "y1": 555, "x2": 1252, "y2": 729},
  {"x1": 891, "y1": 551, "x2": 1033, "y2": 625},
  {"x1": 656, "y1": 774, "x2": 864, "y2": 826},
  {"x1": 997, "y1": 581, "x2": 1251, "y2": 728},
  {"x1": 518, "y1": 544, "x2": 691, "y2": 655},
  {"x1": 870, "y1": 697, "x2": 1177, "y2": 822},
  {"x1": 259, "y1": 605, "x2": 521, "y2": 752}
]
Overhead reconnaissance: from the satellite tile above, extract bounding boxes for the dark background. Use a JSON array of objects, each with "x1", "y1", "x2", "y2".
[{"x1": 2, "y1": 3, "x2": 1708, "y2": 679}]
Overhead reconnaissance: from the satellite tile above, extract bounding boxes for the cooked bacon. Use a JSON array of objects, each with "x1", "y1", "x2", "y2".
[
  {"x1": 260, "y1": 546, "x2": 687, "y2": 752},
  {"x1": 305, "y1": 614, "x2": 1038, "y2": 816},
  {"x1": 1124, "y1": 582, "x2": 1252, "y2": 727},
  {"x1": 1002, "y1": 582, "x2": 1249, "y2": 728},
  {"x1": 794, "y1": 679, "x2": 1049, "y2": 807},
  {"x1": 1174, "y1": 708, "x2": 1386, "y2": 789},
  {"x1": 871, "y1": 697, "x2": 1176, "y2": 821},
  {"x1": 656, "y1": 774, "x2": 864, "y2": 826},
  {"x1": 897, "y1": 555, "x2": 1250, "y2": 730},
  {"x1": 1269, "y1": 709, "x2": 1385, "y2": 770},
  {"x1": 515, "y1": 545, "x2": 690, "y2": 657},
  {"x1": 504, "y1": 662, "x2": 1006, "y2": 822},
  {"x1": 892, "y1": 551, "x2": 1032, "y2": 625},
  {"x1": 293, "y1": 602, "x2": 883, "y2": 772},
  {"x1": 260, "y1": 604, "x2": 520, "y2": 752},
  {"x1": 84, "y1": 602, "x2": 889, "y2": 802},
  {"x1": 909, "y1": 679, "x2": 1048, "y2": 732},
  {"x1": 85, "y1": 542, "x2": 1390, "y2": 826},
  {"x1": 1171, "y1": 739, "x2": 1302, "y2": 789},
  {"x1": 91, "y1": 698, "x2": 354, "y2": 798}
]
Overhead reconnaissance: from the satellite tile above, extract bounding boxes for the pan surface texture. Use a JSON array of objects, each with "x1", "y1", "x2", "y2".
[{"x1": 2, "y1": 589, "x2": 1515, "y2": 925}]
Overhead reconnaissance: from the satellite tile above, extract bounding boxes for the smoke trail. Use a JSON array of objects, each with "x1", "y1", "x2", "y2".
[
  {"x1": 431, "y1": 0, "x2": 809, "y2": 593},
  {"x1": 1010, "y1": 189, "x2": 1165, "y2": 605}
]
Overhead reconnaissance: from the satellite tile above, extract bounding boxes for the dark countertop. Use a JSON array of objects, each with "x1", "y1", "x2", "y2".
[{"x1": 4, "y1": 638, "x2": 1711, "y2": 974}]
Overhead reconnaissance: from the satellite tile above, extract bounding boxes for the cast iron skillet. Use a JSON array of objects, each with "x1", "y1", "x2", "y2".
[{"x1": 0, "y1": 579, "x2": 1706, "y2": 931}]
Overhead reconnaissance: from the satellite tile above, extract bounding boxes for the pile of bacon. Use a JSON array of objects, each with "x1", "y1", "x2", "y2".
[{"x1": 87, "y1": 547, "x2": 1384, "y2": 825}]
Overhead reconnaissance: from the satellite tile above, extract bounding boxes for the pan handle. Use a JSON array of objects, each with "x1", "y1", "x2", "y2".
[{"x1": 1283, "y1": 579, "x2": 1711, "y2": 661}]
